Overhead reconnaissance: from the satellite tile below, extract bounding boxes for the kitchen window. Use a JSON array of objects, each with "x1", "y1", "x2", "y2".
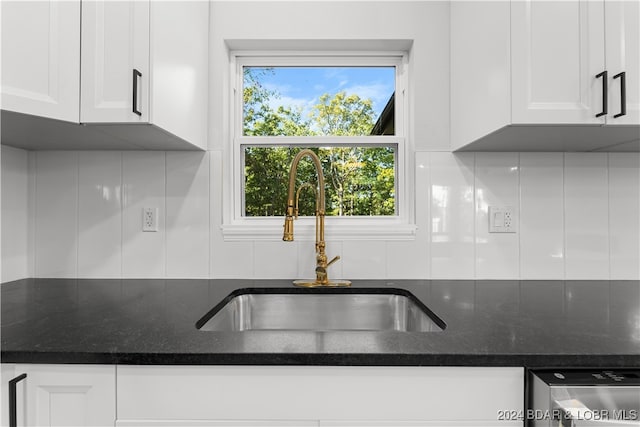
[{"x1": 222, "y1": 53, "x2": 415, "y2": 240}]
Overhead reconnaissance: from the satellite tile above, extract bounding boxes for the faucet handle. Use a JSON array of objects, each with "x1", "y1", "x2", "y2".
[
  {"x1": 315, "y1": 256, "x2": 339, "y2": 283},
  {"x1": 326, "y1": 255, "x2": 340, "y2": 267}
]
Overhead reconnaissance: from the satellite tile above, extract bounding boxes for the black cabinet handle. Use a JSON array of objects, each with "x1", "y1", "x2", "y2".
[
  {"x1": 9, "y1": 373, "x2": 27, "y2": 427},
  {"x1": 133, "y1": 69, "x2": 142, "y2": 116},
  {"x1": 595, "y1": 70, "x2": 608, "y2": 117},
  {"x1": 613, "y1": 71, "x2": 626, "y2": 118}
]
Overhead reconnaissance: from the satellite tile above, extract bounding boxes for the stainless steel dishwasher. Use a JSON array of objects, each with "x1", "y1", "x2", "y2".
[{"x1": 528, "y1": 369, "x2": 640, "y2": 426}]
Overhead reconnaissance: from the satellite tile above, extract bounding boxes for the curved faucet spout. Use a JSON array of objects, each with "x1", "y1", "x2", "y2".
[
  {"x1": 282, "y1": 149, "x2": 350, "y2": 287},
  {"x1": 286, "y1": 149, "x2": 325, "y2": 216}
]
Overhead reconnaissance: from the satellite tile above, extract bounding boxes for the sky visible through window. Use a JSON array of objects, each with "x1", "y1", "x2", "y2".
[
  {"x1": 248, "y1": 66, "x2": 395, "y2": 124},
  {"x1": 242, "y1": 66, "x2": 397, "y2": 216}
]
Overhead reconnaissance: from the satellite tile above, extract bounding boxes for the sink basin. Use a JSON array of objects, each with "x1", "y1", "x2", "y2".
[{"x1": 196, "y1": 288, "x2": 445, "y2": 332}]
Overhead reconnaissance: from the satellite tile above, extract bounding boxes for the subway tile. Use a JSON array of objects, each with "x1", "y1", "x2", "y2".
[
  {"x1": 386, "y1": 239, "x2": 427, "y2": 279},
  {"x1": 213, "y1": 241, "x2": 255, "y2": 279},
  {"x1": 166, "y1": 151, "x2": 210, "y2": 278},
  {"x1": 1, "y1": 146, "x2": 31, "y2": 282},
  {"x1": 474, "y1": 152, "x2": 519, "y2": 279},
  {"x1": 34, "y1": 152, "x2": 79, "y2": 278},
  {"x1": 296, "y1": 238, "x2": 318, "y2": 280},
  {"x1": 27, "y1": 151, "x2": 36, "y2": 278},
  {"x1": 255, "y1": 240, "x2": 298, "y2": 279},
  {"x1": 77, "y1": 152, "x2": 122, "y2": 278},
  {"x1": 208, "y1": 150, "x2": 257, "y2": 279},
  {"x1": 387, "y1": 152, "x2": 430, "y2": 279},
  {"x1": 342, "y1": 240, "x2": 386, "y2": 279},
  {"x1": 608, "y1": 153, "x2": 640, "y2": 279},
  {"x1": 519, "y1": 153, "x2": 564, "y2": 279},
  {"x1": 429, "y1": 152, "x2": 475, "y2": 279},
  {"x1": 564, "y1": 153, "x2": 609, "y2": 279},
  {"x1": 122, "y1": 152, "x2": 166, "y2": 278}
]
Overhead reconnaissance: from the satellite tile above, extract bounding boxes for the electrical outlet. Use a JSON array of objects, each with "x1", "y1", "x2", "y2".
[
  {"x1": 489, "y1": 206, "x2": 516, "y2": 233},
  {"x1": 143, "y1": 207, "x2": 158, "y2": 232}
]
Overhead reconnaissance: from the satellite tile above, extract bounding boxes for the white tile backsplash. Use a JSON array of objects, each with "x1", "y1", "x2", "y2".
[
  {"x1": 214, "y1": 240, "x2": 256, "y2": 279},
  {"x1": 342, "y1": 240, "x2": 386, "y2": 279},
  {"x1": 34, "y1": 151, "x2": 79, "y2": 278},
  {"x1": 78, "y1": 151, "x2": 122, "y2": 278},
  {"x1": 608, "y1": 153, "x2": 640, "y2": 279},
  {"x1": 165, "y1": 152, "x2": 210, "y2": 278},
  {"x1": 564, "y1": 153, "x2": 610, "y2": 279},
  {"x1": 2, "y1": 149, "x2": 639, "y2": 281},
  {"x1": 122, "y1": 151, "x2": 166, "y2": 278},
  {"x1": 2, "y1": 148, "x2": 211, "y2": 280},
  {"x1": 519, "y1": 153, "x2": 565, "y2": 279},
  {"x1": 385, "y1": 152, "x2": 430, "y2": 279},
  {"x1": 1, "y1": 146, "x2": 33, "y2": 282},
  {"x1": 474, "y1": 153, "x2": 520, "y2": 279},
  {"x1": 255, "y1": 240, "x2": 298, "y2": 279},
  {"x1": 429, "y1": 152, "x2": 475, "y2": 279}
]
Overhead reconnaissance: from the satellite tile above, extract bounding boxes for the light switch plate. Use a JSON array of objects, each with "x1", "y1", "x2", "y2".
[{"x1": 489, "y1": 206, "x2": 516, "y2": 233}]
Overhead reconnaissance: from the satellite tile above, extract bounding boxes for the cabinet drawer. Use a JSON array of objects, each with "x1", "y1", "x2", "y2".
[{"x1": 117, "y1": 366, "x2": 523, "y2": 421}]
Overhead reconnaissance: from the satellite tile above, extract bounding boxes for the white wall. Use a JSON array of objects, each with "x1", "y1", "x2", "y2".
[{"x1": 1, "y1": 1, "x2": 639, "y2": 282}]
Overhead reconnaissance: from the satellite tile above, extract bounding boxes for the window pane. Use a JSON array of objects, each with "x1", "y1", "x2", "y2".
[
  {"x1": 243, "y1": 67, "x2": 395, "y2": 136},
  {"x1": 243, "y1": 146, "x2": 396, "y2": 217}
]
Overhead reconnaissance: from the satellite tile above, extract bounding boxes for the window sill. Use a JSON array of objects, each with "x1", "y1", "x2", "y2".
[{"x1": 221, "y1": 218, "x2": 417, "y2": 241}]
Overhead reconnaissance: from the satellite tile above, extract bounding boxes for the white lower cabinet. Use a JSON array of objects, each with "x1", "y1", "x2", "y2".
[
  {"x1": 116, "y1": 366, "x2": 524, "y2": 426},
  {"x1": 2, "y1": 364, "x2": 522, "y2": 426},
  {"x1": 3, "y1": 364, "x2": 116, "y2": 427}
]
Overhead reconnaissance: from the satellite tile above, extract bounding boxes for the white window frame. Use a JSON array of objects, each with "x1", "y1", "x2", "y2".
[{"x1": 222, "y1": 51, "x2": 416, "y2": 241}]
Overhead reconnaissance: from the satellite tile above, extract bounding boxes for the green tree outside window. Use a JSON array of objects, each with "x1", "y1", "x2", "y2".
[{"x1": 243, "y1": 67, "x2": 396, "y2": 217}]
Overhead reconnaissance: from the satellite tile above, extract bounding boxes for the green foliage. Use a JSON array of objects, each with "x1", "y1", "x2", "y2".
[
  {"x1": 243, "y1": 68, "x2": 395, "y2": 217},
  {"x1": 244, "y1": 146, "x2": 395, "y2": 216},
  {"x1": 312, "y1": 92, "x2": 377, "y2": 136}
]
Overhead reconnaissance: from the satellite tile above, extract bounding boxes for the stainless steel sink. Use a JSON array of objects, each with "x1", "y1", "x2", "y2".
[{"x1": 196, "y1": 288, "x2": 445, "y2": 332}]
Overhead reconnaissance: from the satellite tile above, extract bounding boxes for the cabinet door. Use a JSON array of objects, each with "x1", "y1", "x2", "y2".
[
  {"x1": 511, "y1": 0, "x2": 606, "y2": 124},
  {"x1": 81, "y1": 0, "x2": 149, "y2": 123},
  {"x1": 15, "y1": 364, "x2": 115, "y2": 427},
  {"x1": 1, "y1": 364, "x2": 17, "y2": 427},
  {"x1": 605, "y1": 0, "x2": 640, "y2": 125},
  {"x1": 0, "y1": 0, "x2": 80, "y2": 122}
]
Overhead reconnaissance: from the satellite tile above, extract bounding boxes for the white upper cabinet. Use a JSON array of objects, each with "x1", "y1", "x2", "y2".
[
  {"x1": 1, "y1": 0, "x2": 80, "y2": 123},
  {"x1": 81, "y1": 0, "x2": 209, "y2": 149},
  {"x1": 81, "y1": 0, "x2": 150, "y2": 123},
  {"x1": 451, "y1": 0, "x2": 640, "y2": 151},
  {"x1": 605, "y1": 0, "x2": 640, "y2": 125},
  {"x1": 1, "y1": 0, "x2": 208, "y2": 150},
  {"x1": 511, "y1": 0, "x2": 606, "y2": 125}
]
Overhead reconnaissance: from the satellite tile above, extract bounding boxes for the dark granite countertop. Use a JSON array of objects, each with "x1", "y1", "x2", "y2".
[{"x1": 1, "y1": 278, "x2": 639, "y2": 367}]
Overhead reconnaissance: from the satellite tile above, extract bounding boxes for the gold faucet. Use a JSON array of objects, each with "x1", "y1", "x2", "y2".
[{"x1": 283, "y1": 149, "x2": 351, "y2": 287}]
